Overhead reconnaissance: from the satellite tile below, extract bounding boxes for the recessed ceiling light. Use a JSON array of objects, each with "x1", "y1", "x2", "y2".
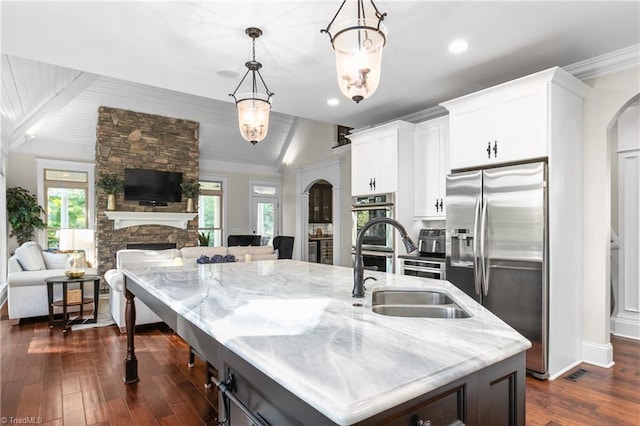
[
  {"x1": 448, "y1": 39, "x2": 468, "y2": 54},
  {"x1": 327, "y1": 98, "x2": 340, "y2": 106}
]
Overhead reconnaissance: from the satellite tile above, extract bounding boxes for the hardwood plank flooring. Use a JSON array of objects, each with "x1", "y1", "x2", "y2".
[{"x1": 1, "y1": 315, "x2": 638, "y2": 425}]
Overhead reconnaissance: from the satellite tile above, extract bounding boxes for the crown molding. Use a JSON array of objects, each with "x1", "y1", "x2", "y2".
[
  {"x1": 393, "y1": 44, "x2": 640, "y2": 125},
  {"x1": 563, "y1": 44, "x2": 640, "y2": 81}
]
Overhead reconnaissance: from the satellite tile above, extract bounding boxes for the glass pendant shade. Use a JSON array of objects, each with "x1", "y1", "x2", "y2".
[
  {"x1": 236, "y1": 94, "x2": 271, "y2": 145},
  {"x1": 229, "y1": 27, "x2": 274, "y2": 145},
  {"x1": 332, "y1": 18, "x2": 387, "y2": 103}
]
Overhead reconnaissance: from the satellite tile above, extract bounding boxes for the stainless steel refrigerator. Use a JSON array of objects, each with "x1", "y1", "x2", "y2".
[{"x1": 446, "y1": 161, "x2": 548, "y2": 378}]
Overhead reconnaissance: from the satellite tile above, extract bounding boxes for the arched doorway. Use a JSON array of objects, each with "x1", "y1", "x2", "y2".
[
  {"x1": 307, "y1": 179, "x2": 334, "y2": 264},
  {"x1": 294, "y1": 158, "x2": 343, "y2": 265},
  {"x1": 609, "y1": 93, "x2": 640, "y2": 340}
]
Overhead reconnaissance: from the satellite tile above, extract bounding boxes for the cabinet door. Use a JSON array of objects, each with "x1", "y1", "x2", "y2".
[
  {"x1": 373, "y1": 129, "x2": 399, "y2": 194},
  {"x1": 491, "y1": 89, "x2": 547, "y2": 164},
  {"x1": 414, "y1": 125, "x2": 442, "y2": 218},
  {"x1": 351, "y1": 130, "x2": 398, "y2": 196},
  {"x1": 449, "y1": 105, "x2": 491, "y2": 170},
  {"x1": 414, "y1": 121, "x2": 449, "y2": 219},
  {"x1": 351, "y1": 137, "x2": 378, "y2": 196}
]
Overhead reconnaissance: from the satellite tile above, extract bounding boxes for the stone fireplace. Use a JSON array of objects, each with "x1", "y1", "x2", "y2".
[{"x1": 95, "y1": 107, "x2": 199, "y2": 284}]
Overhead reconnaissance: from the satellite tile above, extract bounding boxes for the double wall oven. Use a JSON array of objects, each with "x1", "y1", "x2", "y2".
[{"x1": 351, "y1": 193, "x2": 395, "y2": 273}]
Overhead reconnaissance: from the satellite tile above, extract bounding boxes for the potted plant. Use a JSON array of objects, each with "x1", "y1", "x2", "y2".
[
  {"x1": 7, "y1": 187, "x2": 47, "y2": 246},
  {"x1": 198, "y1": 231, "x2": 211, "y2": 247},
  {"x1": 96, "y1": 174, "x2": 124, "y2": 210},
  {"x1": 180, "y1": 181, "x2": 200, "y2": 213}
]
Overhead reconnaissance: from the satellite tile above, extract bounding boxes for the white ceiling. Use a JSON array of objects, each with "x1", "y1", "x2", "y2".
[{"x1": 1, "y1": 1, "x2": 639, "y2": 169}]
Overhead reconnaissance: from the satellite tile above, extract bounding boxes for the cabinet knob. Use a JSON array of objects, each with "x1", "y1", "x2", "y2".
[
  {"x1": 493, "y1": 140, "x2": 498, "y2": 157},
  {"x1": 487, "y1": 141, "x2": 492, "y2": 158}
]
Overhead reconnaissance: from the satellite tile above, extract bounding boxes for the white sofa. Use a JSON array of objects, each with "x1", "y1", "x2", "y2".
[
  {"x1": 7, "y1": 242, "x2": 98, "y2": 324},
  {"x1": 105, "y1": 245, "x2": 278, "y2": 332}
]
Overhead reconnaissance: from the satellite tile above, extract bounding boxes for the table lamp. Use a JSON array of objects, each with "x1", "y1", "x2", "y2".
[{"x1": 59, "y1": 229, "x2": 94, "y2": 278}]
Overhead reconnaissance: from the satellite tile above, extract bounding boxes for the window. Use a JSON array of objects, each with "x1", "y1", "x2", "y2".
[
  {"x1": 251, "y1": 181, "x2": 280, "y2": 246},
  {"x1": 44, "y1": 169, "x2": 89, "y2": 248},
  {"x1": 36, "y1": 159, "x2": 95, "y2": 250},
  {"x1": 198, "y1": 180, "x2": 223, "y2": 246}
]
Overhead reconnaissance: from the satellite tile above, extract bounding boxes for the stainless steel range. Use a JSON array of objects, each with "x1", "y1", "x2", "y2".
[{"x1": 399, "y1": 229, "x2": 446, "y2": 280}]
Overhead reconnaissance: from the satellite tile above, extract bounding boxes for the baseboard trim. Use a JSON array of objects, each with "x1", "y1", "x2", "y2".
[
  {"x1": 548, "y1": 360, "x2": 583, "y2": 381},
  {"x1": 582, "y1": 340, "x2": 615, "y2": 368},
  {"x1": 612, "y1": 313, "x2": 640, "y2": 340}
]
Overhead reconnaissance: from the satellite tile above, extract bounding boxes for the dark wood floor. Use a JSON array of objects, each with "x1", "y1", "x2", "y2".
[{"x1": 1, "y1": 314, "x2": 638, "y2": 425}]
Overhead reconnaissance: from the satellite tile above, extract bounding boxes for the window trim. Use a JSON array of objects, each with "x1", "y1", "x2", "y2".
[
  {"x1": 199, "y1": 174, "x2": 227, "y2": 246},
  {"x1": 36, "y1": 159, "x2": 95, "y2": 247}
]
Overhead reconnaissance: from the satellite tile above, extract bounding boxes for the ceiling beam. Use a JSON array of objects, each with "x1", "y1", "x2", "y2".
[{"x1": 9, "y1": 71, "x2": 99, "y2": 150}]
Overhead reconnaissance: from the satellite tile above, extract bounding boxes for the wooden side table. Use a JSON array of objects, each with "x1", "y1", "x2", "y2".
[{"x1": 45, "y1": 275, "x2": 100, "y2": 332}]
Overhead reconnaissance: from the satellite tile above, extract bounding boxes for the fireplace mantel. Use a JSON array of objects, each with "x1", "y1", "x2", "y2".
[{"x1": 104, "y1": 211, "x2": 197, "y2": 230}]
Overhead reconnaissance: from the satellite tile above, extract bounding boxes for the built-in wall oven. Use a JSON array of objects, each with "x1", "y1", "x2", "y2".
[
  {"x1": 400, "y1": 257, "x2": 446, "y2": 280},
  {"x1": 351, "y1": 193, "x2": 395, "y2": 272}
]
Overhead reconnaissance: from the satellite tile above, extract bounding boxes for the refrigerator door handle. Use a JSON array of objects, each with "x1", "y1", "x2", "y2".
[
  {"x1": 472, "y1": 197, "x2": 482, "y2": 295},
  {"x1": 480, "y1": 197, "x2": 490, "y2": 296}
]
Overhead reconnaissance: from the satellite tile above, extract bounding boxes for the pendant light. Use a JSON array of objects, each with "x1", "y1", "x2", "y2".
[
  {"x1": 321, "y1": 0, "x2": 388, "y2": 103},
  {"x1": 229, "y1": 27, "x2": 274, "y2": 145}
]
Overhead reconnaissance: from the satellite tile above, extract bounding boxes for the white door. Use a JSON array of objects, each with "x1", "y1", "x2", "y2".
[{"x1": 252, "y1": 196, "x2": 279, "y2": 245}]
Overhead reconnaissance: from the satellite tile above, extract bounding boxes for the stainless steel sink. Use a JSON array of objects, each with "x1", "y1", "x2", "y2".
[
  {"x1": 371, "y1": 289, "x2": 471, "y2": 319},
  {"x1": 372, "y1": 304, "x2": 471, "y2": 318},
  {"x1": 372, "y1": 290, "x2": 453, "y2": 306}
]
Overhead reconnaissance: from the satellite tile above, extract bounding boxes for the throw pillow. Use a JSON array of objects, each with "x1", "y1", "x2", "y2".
[
  {"x1": 14, "y1": 242, "x2": 46, "y2": 271},
  {"x1": 42, "y1": 251, "x2": 70, "y2": 269}
]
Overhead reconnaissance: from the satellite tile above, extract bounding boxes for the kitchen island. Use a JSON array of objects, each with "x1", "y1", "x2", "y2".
[{"x1": 122, "y1": 260, "x2": 530, "y2": 425}]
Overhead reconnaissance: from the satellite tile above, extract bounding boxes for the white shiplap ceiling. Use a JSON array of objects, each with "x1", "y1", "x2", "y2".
[{"x1": 1, "y1": 1, "x2": 639, "y2": 169}]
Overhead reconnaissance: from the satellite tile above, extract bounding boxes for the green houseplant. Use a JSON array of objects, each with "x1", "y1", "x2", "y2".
[
  {"x1": 180, "y1": 181, "x2": 200, "y2": 213},
  {"x1": 96, "y1": 174, "x2": 124, "y2": 210},
  {"x1": 198, "y1": 231, "x2": 211, "y2": 247},
  {"x1": 7, "y1": 187, "x2": 47, "y2": 246}
]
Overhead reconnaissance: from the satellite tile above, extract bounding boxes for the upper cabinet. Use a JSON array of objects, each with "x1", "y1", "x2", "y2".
[
  {"x1": 350, "y1": 121, "x2": 415, "y2": 196},
  {"x1": 309, "y1": 182, "x2": 332, "y2": 223},
  {"x1": 441, "y1": 67, "x2": 587, "y2": 171},
  {"x1": 413, "y1": 116, "x2": 449, "y2": 220}
]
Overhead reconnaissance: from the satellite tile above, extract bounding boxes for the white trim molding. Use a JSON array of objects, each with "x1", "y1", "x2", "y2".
[
  {"x1": 104, "y1": 211, "x2": 196, "y2": 230},
  {"x1": 565, "y1": 44, "x2": 640, "y2": 81},
  {"x1": 582, "y1": 341, "x2": 615, "y2": 369}
]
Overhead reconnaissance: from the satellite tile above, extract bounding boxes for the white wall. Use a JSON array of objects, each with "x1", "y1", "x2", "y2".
[
  {"x1": 280, "y1": 118, "x2": 353, "y2": 266},
  {"x1": 582, "y1": 65, "x2": 640, "y2": 365}
]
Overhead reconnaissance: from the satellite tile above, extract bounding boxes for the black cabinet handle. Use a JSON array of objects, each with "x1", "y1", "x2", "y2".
[
  {"x1": 372, "y1": 178, "x2": 376, "y2": 190},
  {"x1": 439, "y1": 198, "x2": 444, "y2": 212},
  {"x1": 493, "y1": 141, "x2": 498, "y2": 157},
  {"x1": 487, "y1": 141, "x2": 492, "y2": 158},
  {"x1": 369, "y1": 178, "x2": 373, "y2": 190},
  {"x1": 434, "y1": 199, "x2": 440, "y2": 212}
]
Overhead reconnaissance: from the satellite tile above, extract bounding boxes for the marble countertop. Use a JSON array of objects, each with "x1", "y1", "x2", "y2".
[{"x1": 123, "y1": 260, "x2": 530, "y2": 425}]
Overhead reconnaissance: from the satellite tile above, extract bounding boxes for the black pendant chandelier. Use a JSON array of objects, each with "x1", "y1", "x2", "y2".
[
  {"x1": 321, "y1": 0, "x2": 388, "y2": 103},
  {"x1": 229, "y1": 27, "x2": 274, "y2": 145}
]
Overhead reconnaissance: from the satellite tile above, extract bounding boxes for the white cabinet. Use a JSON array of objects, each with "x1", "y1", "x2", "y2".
[
  {"x1": 442, "y1": 71, "x2": 555, "y2": 170},
  {"x1": 350, "y1": 121, "x2": 414, "y2": 196},
  {"x1": 413, "y1": 117, "x2": 449, "y2": 219}
]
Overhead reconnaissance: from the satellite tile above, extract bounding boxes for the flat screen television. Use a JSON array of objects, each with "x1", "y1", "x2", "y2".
[{"x1": 124, "y1": 168, "x2": 182, "y2": 205}]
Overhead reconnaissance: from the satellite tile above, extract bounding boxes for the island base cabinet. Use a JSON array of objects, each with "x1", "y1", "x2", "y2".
[{"x1": 360, "y1": 352, "x2": 526, "y2": 426}]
